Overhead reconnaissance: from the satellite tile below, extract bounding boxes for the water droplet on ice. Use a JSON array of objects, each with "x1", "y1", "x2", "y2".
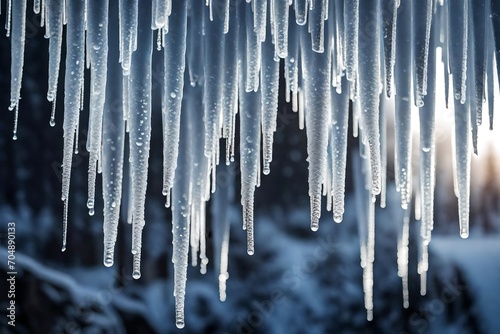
[
  {"x1": 132, "y1": 270, "x2": 141, "y2": 279},
  {"x1": 104, "y1": 255, "x2": 113, "y2": 267},
  {"x1": 176, "y1": 320, "x2": 185, "y2": 329}
]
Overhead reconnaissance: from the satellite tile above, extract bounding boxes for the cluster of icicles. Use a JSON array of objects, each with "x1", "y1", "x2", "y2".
[{"x1": 3, "y1": 0, "x2": 500, "y2": 327}]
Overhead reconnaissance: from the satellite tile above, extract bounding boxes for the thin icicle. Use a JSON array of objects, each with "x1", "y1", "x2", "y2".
[
  {"x1": 357, "y1": 0, "x2": 382, "y2": 196},
  {"x1": 419, "y1": 20, "x2": 438, "y2": 244},
  {"x1": 471, "y1": 0, "x2": 486, "y2": 126},
  {"x1": 285, "y1": 18, "x2": 299, "y2": 104},
  {"x1": 8, "y1": 0, "x2": 27, "y2": 140},
  {"x1": 308, "y1": 0, "x2": 326, "y2": 53},
  {"x1": 223, "y1": 6, "x2": 239, "y2": 165},
  {"x1": 272, "y1": 0, "x2": 289, "y2": 58},
  {"x1": 382, "y1": 0, "x2": 398, "y2": 97},
  {"x1": 397, "y1": 207, "x2": 410, "y2": 309},
  {"x1": 5, "y1": 0, "x2": 11, "y2": 37},
  {"x1": 261, "y1": 23, "x2": 280, "y2": 175},
  {"x1": 300, "y1": 25, "x2": 331, "y2": 231},
  {"x1": 239, "y1": 85, "x2": 261, "y2": 255},
  {"x1": 353, "y1": 147, "x2": 375, "y2": 322},
  {"x1": 61, "y1": 0, "x2": 86, "y2": 251},
  {"x1": 161, "y1": 1, "x2": 188, "y2": 202},
  {"x1": 86, "y1": 0, "x2": 109, "y2": 217},
  {"x1": 171, "y1": 83, "x2": 193, "y2": 329},
  {"x1": 118, "y1": 0, "x2": 138, "y2": 74},
  {"x1": 331, "y1": 76, "x2": 350, "y2": 222},
  {"x1": 254, "y1": 0, "x2": 267, "y2": 41},
  {"x1": 102, "y1": 0, "x2": 124, "y2": 267},
  {"x1": 379, "y1": 93, "x2": 388, "y2": 208},
  {"x1": 187, "y1": 3, "x2": 203, "y2": 86},
  {"x1": 245, "y1": 5, "x2": 261, "y2": 92},
  {"x1": 295, "y1": 0, "x2": 308, "y2": 25},
  {"x1": 394, "y1": 0, "x2": 413, "y2": 210},
  {"x1": 468, "y1": 16, "x2": 478, "y2": 155},
  {"x1": 128, "y1": 2, "x2": 153, "y2": 279},
  {"x1": 46, "y1": 0, "x2": 64, "y2": 117},
  {"x1": 412, "y1": 0, "x2": 433, "y2": 107},
  {"x1": 203, "y1": 6, "x2": 225, "y2": 158},
  {"x1": 344, "y1": 0, "x2": 359, "y2": 81},
  {"x1": 33, "y1": 0, "x2": 40, "y2": 14},
  {"x1": 490, "y1": 0, "x2": 500, "y2": 101},
  {"x1": 486, "y1": 39, "x2": 495, "y2": 130},
  {"x1": 448, "y1": 0, "x2": 468, "y2": 104},
  {"x1": 453, "y1": 97, "x2": 471, "y2": 239}
]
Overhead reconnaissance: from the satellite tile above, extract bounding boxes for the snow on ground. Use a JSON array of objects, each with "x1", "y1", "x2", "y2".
[{"x1": 430, "y1": 236, "x2": 500, "y2": 334}]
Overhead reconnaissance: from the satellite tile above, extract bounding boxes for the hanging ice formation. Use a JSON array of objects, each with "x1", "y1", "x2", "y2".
[{"x1": 3, "y1": 0, "x2": 500, "y2": 327}]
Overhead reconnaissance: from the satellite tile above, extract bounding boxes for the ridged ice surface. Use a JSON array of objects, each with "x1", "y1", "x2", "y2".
[{"x1": 3, "y1": 0, "x2": 500, "y2": 327}]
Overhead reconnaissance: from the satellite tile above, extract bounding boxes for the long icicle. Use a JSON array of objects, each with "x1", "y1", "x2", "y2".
[
  {"x1": 128, "y1": 0, "x2": 153, "y2": 278},
  {"x1": 61, "y1": 0, "x2": 86, "y2": 251},
  {"x1": 161, "y1": 0, "x2": 188, "y2": 205}
]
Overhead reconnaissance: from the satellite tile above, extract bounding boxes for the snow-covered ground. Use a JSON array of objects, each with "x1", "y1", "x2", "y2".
[{"x1": 430, "y1": 236, "x2": 500, "y2": 334}]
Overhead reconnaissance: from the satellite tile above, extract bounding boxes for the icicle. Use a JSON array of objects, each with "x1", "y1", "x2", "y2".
[
  {"x1": 223, "y1": 6, "x2": 239, "y2": 165},
  {"x1": 239, "y1": 84, "x2": 261, "y2": 255},
  {"x1": 379, "y1": 92, "x2": 387, "y2": 208},
  {"x1": 331, "y1": 76, "x2": 350, "y2": 222},
  {"x1": 86, "y1": 0, "x2": 109, "y2": 217},
  {"x1": 357, "y1": 0, "x2": 382, "y2": 196},
  {"x1": 161, "y1": 1, "x2": 188, "y2": 202},
  {"x1": 46, "y1": 0, "x2": 64, "y2": 115},
  {"x1": 468, "y1": 15, "x2": 479, "y2": 155},
  {"x1": 152, "y1": 0, "x2": 170, "y2": 31},
  {"x1": 118, "y1": 0, "x2": 138, "y2": 74},
  {"x1": 308, "y1": 0, "x2": 326, "y2": 53},
  {"x1": 261, "y1": 23, "x2": 280, "y2": 176},
  {"x1": 34, "y1": 0, "x2": 40, "y2": 14},
  {"x1": 60, "y1": 0, "x2": 86, "y2": 250},
  {"x1": 254, "y1": 0, "x2": 267, "y2": 41},
  {"x1": 272, "y1": 0, "x2": 290, "y2": 57},
  {"x1": 344, "y1": 0, "x2": 359, "y2": 81},
  {"x1": 448, "y1": 0, "x2": 469, "y2": 104},
  {"x1": 184, "y1": 83, "x2": 205, "y2": 269},
  {"x1": 471, "y1": 0, "x2": 486, "y2": 126},
  {"x1": 487, "y1": 39, "x2": 495, "y2": 130},
  {"x1": 353, "y1": 148, "x2": 374, "y2": 322},
  {"x1": 285, "y1": 18, "x2": 299, "y2": 104},
  {"x1": 394, "y1": 0, "x2": 412, "y2": 210},
  {"x1": 419, "y1": 20, "x2": 438, "y2": 244},
  {"x1": 295, "y1": 0, "x2": 308, "y2": 25},
  {"x1": 128, "y1": 1, "x2": 153, "y2": 279},
  {"x1": 5, "y1": 0, "x2": 11, "y2": 37},
  {"x1": 412, "y1": 0, "x2": 433, "y2": 107},
  {"x1": 397, "y1": 207, "x2": 410, "y2": 309},
  {"x1": 490, "y1": 0, "x2": 500, "y2": 97},
  {"x1": 300, "y1": 25, "x2": 331, "y2": 231},
  {"x1": 203, "y1": 5, "x2": 225, "y2": 158},
  {"x1": 171, "y1": 79, "x2": 194, "y2": 329},
  {"x1": 418, "y1": 239, "x2": 429, "y2": 296},
  {"x1": 453, "y1": 96, "x2": 471, "y2": 239},
  {"x1": 187, "y1": 3, "x2": 203, "y2": 86},
  {"x1": 382, "y1": 0, "x2": 398, "y2": 97},
  {"x1": 8, "y1": 0, "x2": 27, "y2": 140},
  {"x1": 101, "y1": 0, "x2": 124, "y2": 267},
  {"x1": 245, "y1": 5, "x2": 261, "y2": 92}
]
